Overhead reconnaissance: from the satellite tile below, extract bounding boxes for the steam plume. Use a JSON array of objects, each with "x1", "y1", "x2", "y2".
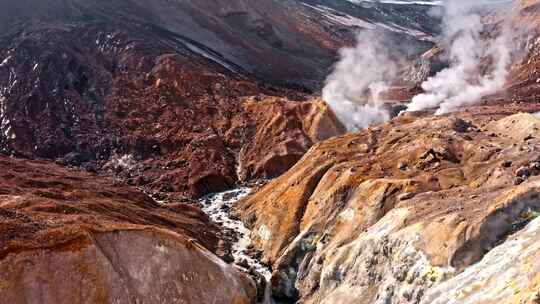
[
  {"x1": 322, "y1": 31, "x2": 402, "y2": 131},
  {"x1": 324, "y1": 0, "x2": 526, "y2": 131},
  {"x1": 407, "y1": 0, "x2": 520, "y2": 114}
]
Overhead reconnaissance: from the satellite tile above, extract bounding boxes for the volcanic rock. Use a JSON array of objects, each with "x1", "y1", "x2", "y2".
[
  {"x1": 0, "y1": 156, "x2": 256, "y2": 304},
  {"x1": 0, "y1": 12, "x2": 349, "y2": 199},
  {"x1": 0, "y1": 0, "x2": 446, "y2": 199},
  {"x1": 235, "y1": 111, "x2": 540, "y2": 303},
  {"x1": 0, "y1": 22, "x2": 345, "y2": 198}
]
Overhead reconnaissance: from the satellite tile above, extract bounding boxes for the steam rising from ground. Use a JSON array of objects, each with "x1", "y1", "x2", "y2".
[
  {"x1": 324, "y1": 0, "x2": 526, "y2": 131},
  {"x1": 408, "y1": 0, "x2": 522, "y2": 114},
  {"x1": 323, "y1": 31, "x2": 401, "y2": 131}
]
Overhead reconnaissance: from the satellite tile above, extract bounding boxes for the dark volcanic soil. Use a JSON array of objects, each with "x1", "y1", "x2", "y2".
[
  {"x1": 0, "y1": 9, "x2": 348, "y2": 198},
  {"x1": 0, "y1": 0, "x2": 440, "y2": 199}
]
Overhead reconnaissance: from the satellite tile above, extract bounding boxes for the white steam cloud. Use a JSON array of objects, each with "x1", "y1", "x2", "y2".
[
  {"x1": 324, "y1": 0, "x2": 526, "y2": 131},
  {"x1": 322, "y1": 31, "x2": 402, "y2": 131},
  {"x1": 407, "y1": 0, "x2": 522, "y2": 114}
]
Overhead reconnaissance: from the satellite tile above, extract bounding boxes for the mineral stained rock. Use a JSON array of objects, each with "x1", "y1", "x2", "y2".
[
  {"x1": 0, "y1": 0, "x2": 356, "y2": 199},
  {"x1": 236, "y1": 111, "x2": 540, "y2": 303},
  {"x1": 3, "y1": 1, "x2": 540, "y2": 303},
  {"x1": 0, "y1": 156, "x2": 256, "y2": 304},
  {"x1": 0, "y1": 22, "x2": 345, "y2": 198},
  {"x1": 234, "y1": 3, "x2": 540, "y2": 301}
]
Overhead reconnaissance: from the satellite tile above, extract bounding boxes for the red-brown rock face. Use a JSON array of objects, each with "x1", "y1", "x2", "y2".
[
  {"x1": 0, "y1": 156, "x2": 256, "y2": 303},
  {"x1": 230, "y1": 3, "x2": 540, "y2": 302},
  {"x1": 6, "y1": 1, "x2": 540, "y2": 303},
  {"x1": 235, "y1": 105, "x2": 540, "y2": 303},
  {"x1": 0, "y1": 0, "x2": 444, "y2": 200},
  {"x1": 0, "y1": 1, "x2": 356, "y2": 199},
  {"x1": 0, "y1": 22, "x2": 345, "y2": 199}
]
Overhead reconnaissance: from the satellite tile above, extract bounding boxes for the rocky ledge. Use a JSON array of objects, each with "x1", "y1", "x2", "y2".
[
  {"x1": 236, "y1": 108, "x2": 540, "y2": 303},
  {"x1": 0, "y1": 156, "x2": 256, "y2": 304}
]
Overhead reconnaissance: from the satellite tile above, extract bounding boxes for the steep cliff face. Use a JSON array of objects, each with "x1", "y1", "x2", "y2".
[
  {"x1": 0, "y1": 156, "x2": 256, "y2": 303},
  {"x1": 236, "y1": 109, "x2": 540, "y2": 303},
  {"x1": 423, "y1": 214, "x2": 540, "y2": 304},
  {"x1": 5, "y1": 1, "x2": 540, "y2": 303},
  {"x1": 231, "y1": 2, "x2": 540, "y2": 302}
]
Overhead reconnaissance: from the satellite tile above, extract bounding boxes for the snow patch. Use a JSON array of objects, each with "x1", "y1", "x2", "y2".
[
  {"x1": 349, "y1": 0, "x2": 443, "y2": 5},
  {"x1": 175, "y1": 37, "x2": 239, "y2": 74},
  {"x1": 302, "y1": 4, "x2": 376, "y2": 29},
  {"x1": 0, "y1": 56, "x2": 12, "y2": 67}
]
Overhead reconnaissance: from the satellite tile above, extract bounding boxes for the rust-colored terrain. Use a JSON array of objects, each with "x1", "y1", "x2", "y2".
[
  {"x1": 0, "y1": 23, "x2": 343, "y2": 199},
  {"x1": 236, "y1": 109, "x2": 540, "y2": 302},
  {"x1": 0, "y1": 156, "x2": 256, "y2": 303},
  {"x1": 233, "y1": 2, "x2": 540, "y2": 303},
  {"x1": 2, "y1": 0, "x2": 540, "y2": 303},
  {"x1": 0, "y1": 0, "x2": 376, "y2": 199}
]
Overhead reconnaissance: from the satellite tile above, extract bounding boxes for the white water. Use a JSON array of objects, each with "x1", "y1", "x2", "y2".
[{"x1": 200, "y1": 188, "x2": 275, "y2": 304}]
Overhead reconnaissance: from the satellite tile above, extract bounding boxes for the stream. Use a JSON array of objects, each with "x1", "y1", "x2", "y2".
[{"x1": 199, "y1": 188, "x2": 275, "y2": 304}]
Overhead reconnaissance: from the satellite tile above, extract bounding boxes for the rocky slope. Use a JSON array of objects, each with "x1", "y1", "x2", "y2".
[
  {"x1": 0, "y1": 0, "x2": 439, "y2": 89},
  {"x1": 236, "y1": 108, "x2": 540, "y2": 303},
  {"x1": 5, "y1": 1, "x2": 540, "y2": 303},
  {"x1": 233, "y1": 2, "x2": 540, "y2": 302},
  {"x1": 0, "y1": 156, "x2": 256, "y2": 303},
  {"x1": 300, "y1": 0, "x2": 440, "y2": 40},
  {"x1": 0, "y1": 0, "x2": 444, "y2": 201},
  {"x1": 0, "y1": 0, "x2": 354, "y2": 199},
  {"x1": 507, "y1": 1, "x2": 540, "y2": 102},
  {"x1": 0, "y1": 1, "x2": 446, "y2": 303}
]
